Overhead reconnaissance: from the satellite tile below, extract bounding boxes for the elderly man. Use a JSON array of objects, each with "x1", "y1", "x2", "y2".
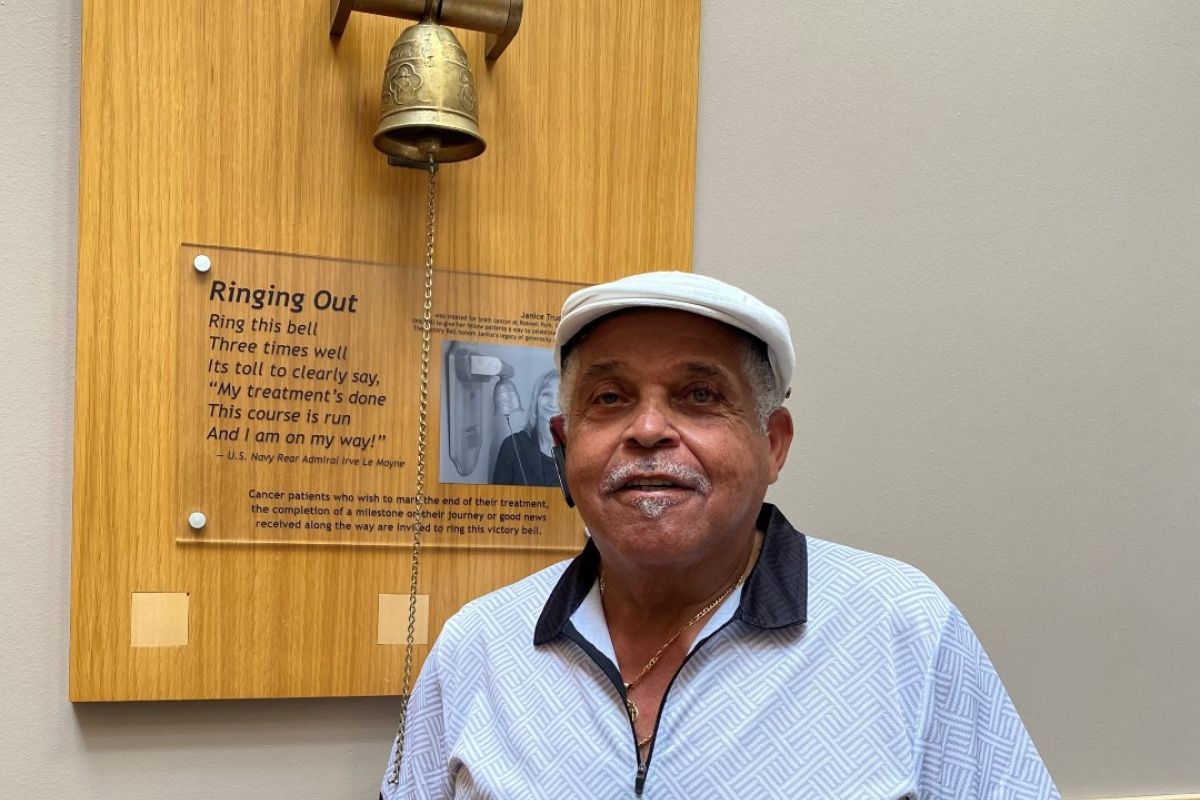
[{"x1": 382, "y1": 272, "x2": 1058, "y2": 799}]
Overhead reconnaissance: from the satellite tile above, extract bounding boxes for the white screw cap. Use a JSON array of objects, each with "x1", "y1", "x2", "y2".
[{"x1": 187, "y1": 511, "x2": 207, "y2": 530}]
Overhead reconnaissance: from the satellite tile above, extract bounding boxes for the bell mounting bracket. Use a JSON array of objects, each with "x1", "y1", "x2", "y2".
[{"x1": 330, "y1": 0, "x2": 523, "y2": 61}]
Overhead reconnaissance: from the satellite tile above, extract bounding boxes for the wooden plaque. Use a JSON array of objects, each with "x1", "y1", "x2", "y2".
[{"x1": 71, "y1": 0, "x2": 699, "y2": 700}]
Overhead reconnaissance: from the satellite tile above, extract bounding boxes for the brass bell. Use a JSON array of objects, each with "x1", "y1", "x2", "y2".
[{"x1": 374, "y1": 20, "x2": 486, "y2": 165}]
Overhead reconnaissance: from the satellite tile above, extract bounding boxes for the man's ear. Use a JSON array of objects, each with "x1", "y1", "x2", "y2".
[
  {"x1": 549, "y1": 415, "x2": 574, "y2": 508},
  {"x1": 764, "y1": 407, "x2": 793, "y2": 484}
]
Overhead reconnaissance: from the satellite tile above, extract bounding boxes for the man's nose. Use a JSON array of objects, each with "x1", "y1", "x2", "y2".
[{"x1": 622, "y1": 397, "x2": 679, "y2": 449}]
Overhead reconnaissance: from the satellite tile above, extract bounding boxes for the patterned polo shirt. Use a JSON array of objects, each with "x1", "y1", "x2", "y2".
[{"x1": 381, "y1": 504, "x2": 1059, "y2": 799}]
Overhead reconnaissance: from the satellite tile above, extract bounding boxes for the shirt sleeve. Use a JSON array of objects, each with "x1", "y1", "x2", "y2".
[
  {"x1": 380, "y1": 641, "x2": 454, "y2": 800},
  {"x1": 916, "y1": 606, "x2": 1061, "y2": 800}
]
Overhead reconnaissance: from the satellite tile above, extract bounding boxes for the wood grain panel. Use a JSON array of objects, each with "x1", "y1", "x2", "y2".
[{"x1": 71, "y1": 0, "x2": 700, "y2": 700}]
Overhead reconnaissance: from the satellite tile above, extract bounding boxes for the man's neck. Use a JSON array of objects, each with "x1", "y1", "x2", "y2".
[{"x1": 597, "y1": 529, "x2": 763, "y2": 640}]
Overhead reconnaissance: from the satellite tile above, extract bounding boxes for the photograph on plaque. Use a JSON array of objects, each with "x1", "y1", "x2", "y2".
[
  {"x1": 439, "y1": 341, "x2": 560, "y2": 488},
  {"x1": 176, "y1": 244, "x2": 587, "y2": 554}
]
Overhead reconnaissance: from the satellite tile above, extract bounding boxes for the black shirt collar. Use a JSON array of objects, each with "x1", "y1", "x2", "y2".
[{"x1": 533, "y1": 503, "x2": 808, "y2": 645}]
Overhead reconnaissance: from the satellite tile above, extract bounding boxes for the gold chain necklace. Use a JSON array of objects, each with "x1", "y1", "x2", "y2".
[{"x1": 600, "y1": 571, "x2": 744, "y2": 726}]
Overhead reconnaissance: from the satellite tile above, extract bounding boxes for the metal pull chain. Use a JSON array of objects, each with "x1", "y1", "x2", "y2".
[{"x1": 388, "y1": 157, "x2": 438, "y2": 789}]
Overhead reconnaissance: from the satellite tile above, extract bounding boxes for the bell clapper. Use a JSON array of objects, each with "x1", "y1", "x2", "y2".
[{"x1": 417, "y1": 137, "x2": 442, "y2": 160}]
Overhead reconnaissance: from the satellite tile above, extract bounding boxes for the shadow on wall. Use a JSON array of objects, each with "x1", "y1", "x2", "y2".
[{"x1": 73, "y1": 695, "x2": 401, "y2": 751}]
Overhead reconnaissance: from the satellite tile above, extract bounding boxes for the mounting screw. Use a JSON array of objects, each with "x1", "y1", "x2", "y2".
[
  {"x1": 188, "y1": 511, "x2": 207, "y2": 530},
  {"x1": 193, "y1": 254, "x2": 212, "y2": 273}
]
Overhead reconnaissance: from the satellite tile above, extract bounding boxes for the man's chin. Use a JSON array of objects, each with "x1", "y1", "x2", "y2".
[
  {"x1": 630, "y1": 496, "x2": 676, "y2": 519},
  {"x1": 609, "y1": 489, "x2": 696, "y2": 520}
]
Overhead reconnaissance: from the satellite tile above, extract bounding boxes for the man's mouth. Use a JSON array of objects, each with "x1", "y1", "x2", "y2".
[
  {"x1": 602, "y1": 461, "x2": 711, "y2": 496},
  {"x1": 621, "y1": 478, "x2": 683, "y2": 490}
]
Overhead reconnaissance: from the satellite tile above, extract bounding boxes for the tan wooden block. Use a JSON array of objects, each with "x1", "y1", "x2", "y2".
[
  {"x1": 130, "y1": 592, "x2": 190, "y2": 648},
  {"x1": 377, "y1": 593, "x2": 430, "y2": 646}
]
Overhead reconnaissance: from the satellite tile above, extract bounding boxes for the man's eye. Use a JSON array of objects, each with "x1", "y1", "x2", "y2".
[
  {"x1": 594, "y1": 391, "x2": 622, "y2": 406},
  {"x1": 687, "y1": 386, "x2": 718, "y2": 404}
]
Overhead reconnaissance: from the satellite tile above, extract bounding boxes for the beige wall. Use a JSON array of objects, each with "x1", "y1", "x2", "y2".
[
  {"x1": 1, "y1": 0, "x2": 1196, "y2": 796},
  {"x1": 693, "y1": 2, "x2": 1200, "y2": 797}
]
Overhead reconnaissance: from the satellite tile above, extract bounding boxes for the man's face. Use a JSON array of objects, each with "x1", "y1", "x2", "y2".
[{"x1": 558, "y1": 309, "x2": 792, "y2": 569}]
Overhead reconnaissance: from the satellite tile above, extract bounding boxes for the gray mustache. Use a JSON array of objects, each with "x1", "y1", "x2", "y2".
[{"x1": 601, "y1": 459, "x2": 711, "y2": 494}]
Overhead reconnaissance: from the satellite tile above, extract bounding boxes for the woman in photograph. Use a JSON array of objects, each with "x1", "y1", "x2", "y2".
[{"x1": 492, "y1": 369, "x2": 560, "y2": 487}]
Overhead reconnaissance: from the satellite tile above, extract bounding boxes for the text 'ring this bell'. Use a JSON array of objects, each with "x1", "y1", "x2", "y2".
[{"x1": 374, "y1": 20, "x2": 486, "y2": 165}]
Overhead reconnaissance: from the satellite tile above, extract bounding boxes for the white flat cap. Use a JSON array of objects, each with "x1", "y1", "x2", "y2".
[{"x1": 555, "y1": 271, "x2": 794, "y2": 392}]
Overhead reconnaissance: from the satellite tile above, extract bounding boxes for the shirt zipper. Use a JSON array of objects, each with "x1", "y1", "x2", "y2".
[{"x1": 624, "y1": 617, "x2": 739, "y2": 796}]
